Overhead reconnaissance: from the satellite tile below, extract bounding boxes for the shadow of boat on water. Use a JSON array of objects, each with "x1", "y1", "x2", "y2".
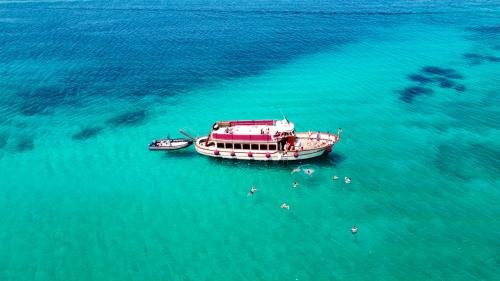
[
  {"x1": 202, "y1": 152, "x2": 346, "y2": 171},
  {"x1": 160, "y1": 149, "x2": 198, "y2": 159},
  {"x1": 157, "y1": 147, "x2": 346, "y2": 171}
]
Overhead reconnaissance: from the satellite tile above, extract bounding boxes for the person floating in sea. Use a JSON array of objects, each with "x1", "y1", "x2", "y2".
[
  {"x1": 293, "y1": 181, "x2": 299, "y2": 188},
  {"x1": 304, "y1": 168, "x2": 314, "y2": 176},
  {"x1": 351, "y1": 226, "x2": 358, "y2": 234},
  {"x1": 344, "y1": 177, "x2": 351, "y2": 184},
  {"x1": 281, "y1": 203, "x2": 290, "y2": 210},
  {"x1": 248, "y1": 186, "x2": 257, "y2": 196},
  {"x1": 291, "y1": 167, "x2": 301, "y2": 174},
  {"x1": 332, "y1": 175, "x2": 339, "y2": 180}
]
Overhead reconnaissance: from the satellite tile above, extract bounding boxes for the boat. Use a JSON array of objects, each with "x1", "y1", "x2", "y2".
[
  {"x1": 149, "y1": 137, "x2": 193, "y2": 151},
  {"x1": 194, "y1": 119, "x2": 340, "y2": 161}
]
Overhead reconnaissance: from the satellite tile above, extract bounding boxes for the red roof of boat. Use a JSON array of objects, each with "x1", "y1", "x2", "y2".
[
  {"x1": 210, "y1": 120, "x2": 288, "y2": 142},
  {"x1": 227, "y1": 120, "x2": 275, "y2": 126},
  {"x1": 212, "y1": 133, "x2": 273, "y2": 141}
]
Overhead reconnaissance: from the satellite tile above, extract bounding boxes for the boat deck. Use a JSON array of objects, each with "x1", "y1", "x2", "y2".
[
  {"x1": 294, "y1": 132, "x2": 338, "y2": 151},
  {"x1": 198, "y1": 132, "x2": 337, "y2": 151}
]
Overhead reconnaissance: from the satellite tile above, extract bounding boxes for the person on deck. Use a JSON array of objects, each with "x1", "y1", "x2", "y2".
[
  {"x1": 283, "y1": 143, "x2": 290, "y2": 155},
  {"x1": 288, "y1": 135, "x2": 295, "y2": 151},
  {"x1": 279, "y1": 138, "x2": 287, "y2": 151}
]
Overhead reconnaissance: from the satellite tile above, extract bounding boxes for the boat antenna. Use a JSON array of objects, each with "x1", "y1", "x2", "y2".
[{"x1": 278, "y1": 108, "x2": 288, "y2": 122}]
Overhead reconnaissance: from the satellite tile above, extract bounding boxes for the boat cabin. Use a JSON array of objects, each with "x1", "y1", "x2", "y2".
[{"x1": 206, "y1": 119, "x2": 295, "y2": 152}]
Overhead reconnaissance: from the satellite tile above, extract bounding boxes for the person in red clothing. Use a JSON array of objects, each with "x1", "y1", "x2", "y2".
[{"x1": 288, "y1": 135, "x2": 295, "y2": 151}]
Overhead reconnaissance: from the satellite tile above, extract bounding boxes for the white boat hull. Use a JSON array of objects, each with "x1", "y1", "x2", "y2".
[
  {"x1": 195, "y1": 145, "x2": 327, "y2": 161},
  {"x1": 195, "y1": 132, "x2": 337, "y2": 161}
]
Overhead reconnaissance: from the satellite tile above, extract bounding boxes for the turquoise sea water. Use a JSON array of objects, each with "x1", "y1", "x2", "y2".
[{"x1": 1, "y1": 1, "x2": 499, "y2": 280}]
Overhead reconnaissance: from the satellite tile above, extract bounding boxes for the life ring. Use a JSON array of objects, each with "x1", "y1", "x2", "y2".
[
  {"x1": 214, "y1": 150, "x2": 219, "y2": 155},
  {"x1": 293, "y1": 152, "x2": 299, "y2": 158},
  {"x1": 230, "y1": 151, "x2": 236, "y2": 156},
  {"x1": 326, "y1": 146, "x2": 332, "y2": 153},
  {"x1": 248, "y1": 152, "x2": 253, "y2": 157},
  {"x1": 265, "y1": 152, "x2": 271, "y2": 158}
]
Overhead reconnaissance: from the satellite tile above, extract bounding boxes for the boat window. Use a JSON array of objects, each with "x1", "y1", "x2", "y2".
[
  {"x1": 269, "y1": 144, "x2": 277, "y2": 150},
  {"x1": 207, "y1": 142, "x2": 215, "y2": 147},
  {"x1": 260, "y1": 144, "x2": 268, "y2": 150},
  {"x1": 226, "y1": 143, "x2": 233, "y2": 149},
  {"x1": 234, "y1": 144, "x2": 242, "y2": 149},
  {"x1": 251, "y1": 144, "x2": 259, "y2": 150},
  {"x1": 243, "y1": 144, "x2": 250, "y2": 150},
  {"x1": 217, "y1": 143, "x2": 224, "y2": 149}
]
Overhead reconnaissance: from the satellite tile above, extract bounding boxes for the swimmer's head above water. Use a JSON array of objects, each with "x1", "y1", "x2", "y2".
[
  {"x1": 248, "y1": 186, "x2": 257, "y2": 196},
  {"x1": 303, "y1": 168, "x2": 314, "y2": 175}
]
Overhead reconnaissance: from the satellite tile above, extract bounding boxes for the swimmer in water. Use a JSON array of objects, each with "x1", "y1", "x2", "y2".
[
  {"x1": 332, "y1": 175, "x2": 339, "y2": 180},
  {"x1": 344, "y1": 177, "x2": 351, "y2": 184},
  {"x1": 293, "y1": 181, "x2": 299, "y2": 188},
  {"x1": 248, "y1": 186, "x2": 257, "y2": 196},
  {"x1": 303, "y1": 168, "x2": 314, "y2": 176},
  {"x1": 281, "y1": 203, "x2": 290, "y2": 210},
  {"x1": 291, "y1": 167, "x2": 301, "y2": 174},
  {"x1": 351, "y1": 226, "x2": 358, "y2": 234}
]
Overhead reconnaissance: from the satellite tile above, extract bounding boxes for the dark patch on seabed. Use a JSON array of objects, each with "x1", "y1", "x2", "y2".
[
  {"x1": 434, "y1": 142, "x2": 500, "y2": 181},
  {"x1": 15, "y1": 138, "x2": 34, "y2": 152},
  {"x1": 398, "y1": 86, "x2": 434, "y2": 103},
  {"x1": 0, "y1": 132, "x2": 9, "y2": 149},
  {"x1": 106, "y1": 110, "x2": 147, "y2": 127},
  {"x1": 454, "y1": 85, "x2": 466, "y2": 92},
  {"x1": 442, "y1": 72, "x2": 464, "y2": 80},
  {"x1": 468, "y1": 25, "x2": 500, "y2": 35},
  {"x1": 71, "y1": 110, "x2": 147, "y2": 141},
  {"x1": 434, "y1": 77, "x2": 455, "y2": 88},
  {"x1": 463, "y1": 53, "x2": 500, "y2": 65},
  {"x1": 399, "y1": 65, "x2": 467, "y2": 102},
  {"x1": 466, "y1": 25, "x2": 500, "y2": 51},
  {"x1": 16, "y1": 86, "x2": 82, "y2": 116},
  {"x1": 18, "y1": 100, "x2": 51, "y2": 116},
  {"x1": 72, "y1": 127, "x2": 104, "y2": 140},
  {"x1": 421, "y1": 66, "x2": 463, "y2": 79},
  {"x1": 407, "y1": 74, "x2": 433, "y2": 84}
]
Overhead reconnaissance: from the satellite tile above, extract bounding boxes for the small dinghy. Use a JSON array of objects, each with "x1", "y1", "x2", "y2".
[{"x1": 149, "y1": 137, "x2": 193, "y2": 151}]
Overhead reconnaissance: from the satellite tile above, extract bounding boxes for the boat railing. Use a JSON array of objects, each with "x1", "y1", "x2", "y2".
[{"x1": 295, "y1": 132, "x2": 339, "y2": 143}]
